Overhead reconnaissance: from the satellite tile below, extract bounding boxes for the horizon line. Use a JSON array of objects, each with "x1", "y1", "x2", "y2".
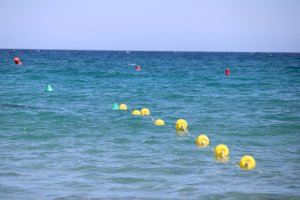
[{"x1": 0, "y1": 48, "x2": 299, "y2": 54}]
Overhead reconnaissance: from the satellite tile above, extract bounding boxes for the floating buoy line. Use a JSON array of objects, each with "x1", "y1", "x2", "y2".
[{"x1": 113, "y1": 102, "x2": 261, "y2": 172}]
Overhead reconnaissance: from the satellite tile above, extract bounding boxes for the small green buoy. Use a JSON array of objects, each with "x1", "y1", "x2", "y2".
[
  {"x1": 112, "y1": 103, "x2": 119, "y2": 110},
  {"x1": 45, "y1": 84, "x2": 53, "y2": 92}
]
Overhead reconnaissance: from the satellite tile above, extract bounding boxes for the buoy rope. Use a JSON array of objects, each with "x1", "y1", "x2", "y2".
[
  {"x1": 207, "y1": 145, "x2": 215, "y2": 152},
  {"x1": 183, "y1": 127, "x2": 196, "y2": 139},
  {"x1": 225, "y1": 157, "x2": 240, "y2": 168},
  {"x1": 150, "y1": 116, "x2": 155, "y2": 122},
  {"x1": 117, "y1": 103, "x2": 260, "y2": 172},
  {"x1": 184, "y1": 130, "x2": 247, "y2": 170},
  {"x1": 128, "y1": 107, "x2": 133, "y2": 113}
]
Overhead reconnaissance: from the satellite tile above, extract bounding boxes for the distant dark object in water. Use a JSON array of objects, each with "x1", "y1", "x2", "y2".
[
  {"x1": 135, "y1": 65, "x2": 141, "y2": 71},
  {"x1": 225, "y1": 68, "x2": 230, "y2": 76},
  {"x1": 14, "y1": 57, "x2": 22, "y2": 65}
]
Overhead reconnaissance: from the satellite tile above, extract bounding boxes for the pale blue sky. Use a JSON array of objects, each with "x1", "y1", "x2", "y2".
[{"x1": 0, "y1": 0, "x2": 299, "y2": 52}]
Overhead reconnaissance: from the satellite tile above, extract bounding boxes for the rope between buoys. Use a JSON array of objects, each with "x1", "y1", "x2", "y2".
[
  {"x1": 208, "y1": 145, "x2": 215, "y2": 152},
  {"x1": 115, "y1": 103, "x2": 260, "y2": 172},
  {"x1": 224, "y1": 157, "x2": 240, "y2": 168},
  {"x1": 183, "y1": 127, "x2": 196, "y2": 139},
  {"x1": 150, "y1": 116, "x2": 155, "y2": 122}
]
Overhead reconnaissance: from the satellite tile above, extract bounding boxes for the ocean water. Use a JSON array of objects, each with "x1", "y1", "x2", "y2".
[{"x1": 0, "y1": 49, "x2": 299, "y2": 199}]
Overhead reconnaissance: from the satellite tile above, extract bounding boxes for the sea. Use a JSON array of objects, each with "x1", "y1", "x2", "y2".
[{"x1": 0, "y1": 49, "x2": 299, "y2": 199}]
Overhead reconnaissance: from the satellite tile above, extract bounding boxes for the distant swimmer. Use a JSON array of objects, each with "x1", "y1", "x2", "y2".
[{"x1": 14, "y1": 57, "x2": 22, "y2": 65}]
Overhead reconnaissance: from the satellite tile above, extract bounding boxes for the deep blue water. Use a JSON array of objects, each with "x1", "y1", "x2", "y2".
[{"x1": 0, "y1": 49, "x2": 299, "y2": 199}]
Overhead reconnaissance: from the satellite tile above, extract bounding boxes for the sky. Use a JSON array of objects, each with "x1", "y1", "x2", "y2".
[{"x1": 0, "y1": 0, "x2": 299, "y2": 52}]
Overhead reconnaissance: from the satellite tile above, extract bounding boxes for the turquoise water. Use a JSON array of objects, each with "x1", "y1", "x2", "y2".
[{"x1": 0, "y1": 50, "x2": 299, "y2": 199}]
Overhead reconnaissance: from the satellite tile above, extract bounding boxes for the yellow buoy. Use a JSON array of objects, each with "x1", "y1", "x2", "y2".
[
  {"x1": 119, "y1": 103, "x2": 128, "y2": 110},
  {"x1": 239, "y1": 155, "x2": 256, "y2": 170},
  {"x1": 195, "y1": 134, "x2": 209, "y2": 147},
  {"x1": 141, "y1": 108, "x2": 150, "y2": 116},
  {"x1": 175, "y1": 119, "x2": 188, "y2": 130},
  {"x1": 215, "y1": 144, "x2": 229, "y2": 157},
  {"x1": 132, "y1": 109, "x2": 141, "y2": 116},
  {"x1": 154, "y1": 119, "x2": 165, "y2": 126}
]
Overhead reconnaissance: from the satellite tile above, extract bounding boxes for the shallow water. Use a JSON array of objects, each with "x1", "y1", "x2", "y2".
[{"x1": 0, "y1": 50, "x2": 299, "y2": 199}]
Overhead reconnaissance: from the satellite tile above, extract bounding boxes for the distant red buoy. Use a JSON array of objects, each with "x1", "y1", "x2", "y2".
[
  {"x1": 225, "y1": 68, "x2": 230, "y2": 76},
  {"x1": 135, "y1": 65, "x2": 141, "y2": 71},
  {"x1": 14, "y1": 57, "x2": 22, "y2": 65}
]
